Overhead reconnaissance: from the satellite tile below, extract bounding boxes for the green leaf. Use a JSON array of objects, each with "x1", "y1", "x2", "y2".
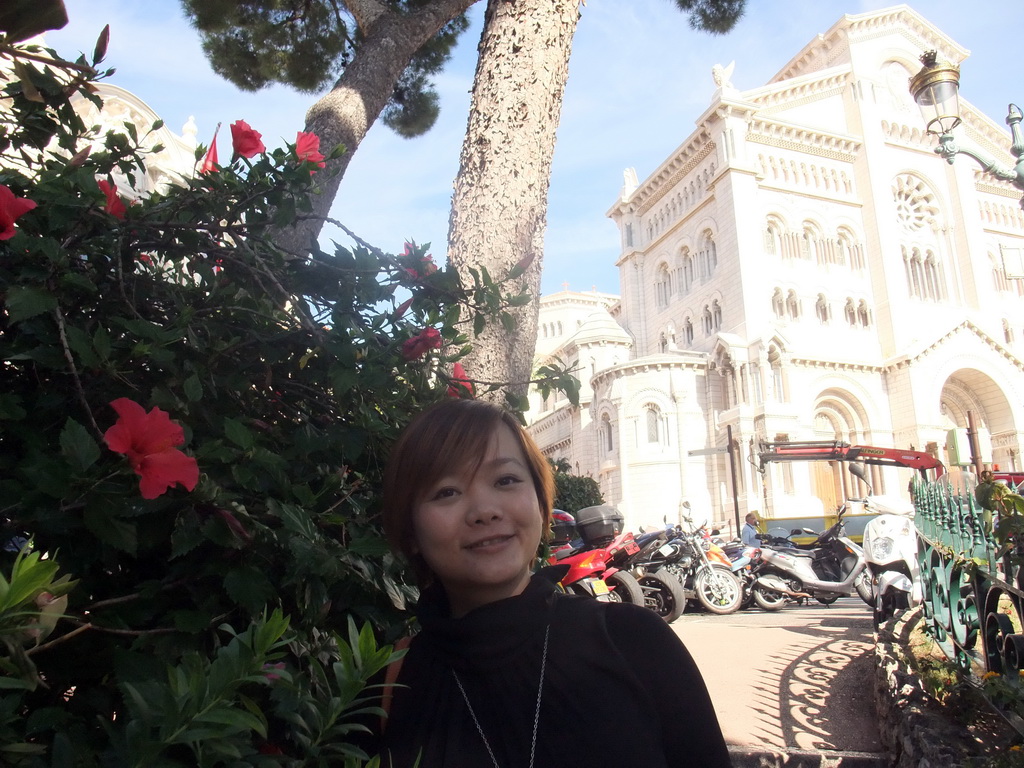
[
  {"x1": 5, "y1": 286, "x2": 57, "y2": 323},
  {"x1": 0, "y1": 394, "x2": 27, "y2": 421},
  {"x1": 224, "y1": 418, "x2": 254, "y2": 450},
  {"x1": 183, "y1": 374, "x2": 203, "y2": 402},
  {"x1": 223, "y1": 567, "x2": 275, "y2": 614},
  {"x1": 92, "y1": 326, "x2": 112, "y2": 360},
  {"x1": 193, "y1": 707, "x2": 267, "y2": 737},
  {"x1": 59, "y1": 418, "x2": 100, "y2": 472},
  {"x1": 170, "y1": 510, "x2": 204, "y2": 559},
  {"x1": 346, "y1": 536, "x2": 391, "y2": 557},
  {"x1": 83, "y1": 507, "x2": 138, "y2": 555}
]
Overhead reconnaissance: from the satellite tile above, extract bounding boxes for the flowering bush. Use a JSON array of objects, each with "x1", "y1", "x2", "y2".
[{"x1": 0, "y1": 29, "x2": 576, "y2": 765}]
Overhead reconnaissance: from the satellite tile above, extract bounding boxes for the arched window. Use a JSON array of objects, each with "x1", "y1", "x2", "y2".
[
  {"x1": 711, "y1": 300, "x2": 722, "y2": 330},
  {"x1": 601, "y1": 413, "x2": 614, "y2": 453},
  {"x1": 772, "y1": 288, "x2": 785, "y2": 318},
  {"x1": 801, "y1": 222, "x2": 819, "y2": 261},
  {"x1": 683, "y1": 317, "x2": 694, "y2": 345},
  {"x1": 923, "y1": 251, "x2": 945, "y2": 301},
  {"x1": 698, "y1": 231, "x2": 717, "y2": 280},
  {"x1": 786, "y1": 290, "x2": 800, "y2": 319},
  {"x1": 645, "y1": 405, "x2": 662, "y2": 444},
  {"x1": 858, "y1": 300, "x2": 871, "y2": 327},
  {"x1": 655, "y1": 263, "x2": 671, "y2": 308},
  {"x1": 764, "y1": 217, "x2": 784, "y2": 255},
  {"x1": 681, "y1": 249, "x2": 694, "y2": 293},
  {"x1": 815, "y1": 294, "x2": 830, "y2": 324},
  {"x1": 845, "y1": 298, "x2": 857, "y2": 326},
  {"x1": 702, "y1": 305, "x2": 713, "y2": 335},
  {"x1": 659, "y1": 334, "x2": 668, "y2": 353},
  {"x1": 994, "y1": 255, "x2": 1010, "y2": 292},
  {"x1": 768, "y1": 348, "x2": 785, "y2": 401},
  {"x1": 1004, "y1": 319, "x2": 1015, "y2": 344}
]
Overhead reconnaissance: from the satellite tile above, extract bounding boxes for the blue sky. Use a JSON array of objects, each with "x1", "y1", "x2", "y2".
[{"x1": 47, "y1": 1, "x2": 1024, "y2": 296}]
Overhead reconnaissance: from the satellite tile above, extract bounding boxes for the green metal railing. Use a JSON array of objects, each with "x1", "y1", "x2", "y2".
[{"x1": 913, "y1": 479, "x2": 1024, "y2": 735}]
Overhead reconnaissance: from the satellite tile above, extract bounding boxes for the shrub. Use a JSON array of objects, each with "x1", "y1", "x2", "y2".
[{"x1": 0, "y1": 29, "x2": 574, "y2": 765}]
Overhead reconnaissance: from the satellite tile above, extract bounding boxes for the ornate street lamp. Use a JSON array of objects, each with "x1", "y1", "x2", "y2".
[{"x1": 909, "y1": 50, "x2": 1024, "y2": 209}]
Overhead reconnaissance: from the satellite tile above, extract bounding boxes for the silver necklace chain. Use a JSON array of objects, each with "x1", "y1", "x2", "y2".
[{"x1": 451, "y1": 623, "x2": 550, "y2": 768}]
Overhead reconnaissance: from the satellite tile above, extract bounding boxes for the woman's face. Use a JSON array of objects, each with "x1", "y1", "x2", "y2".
[{"x1": 411, "y1": 423, "x2": 544, "y2": 617}]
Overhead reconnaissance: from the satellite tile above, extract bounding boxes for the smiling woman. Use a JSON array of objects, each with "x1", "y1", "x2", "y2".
[{"x1": 374, "y1": 398, "x2": 730, "y2": 768}]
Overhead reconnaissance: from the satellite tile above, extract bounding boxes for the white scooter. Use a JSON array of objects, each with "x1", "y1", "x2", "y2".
[{"x1": 851, "y1": 463, "x2": 920, "y2": 625}]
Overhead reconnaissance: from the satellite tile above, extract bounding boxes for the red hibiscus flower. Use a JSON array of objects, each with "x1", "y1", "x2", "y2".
[
  {"x1": 97, "y1": 179, "x2": 126, "y2": 220},
  {"x1": 103, "y1": 398, "x2": 199, "y2": 499},
  {"x1": 295, "y1": 131, "x2": 326, "y2": 173},
  {"x1": 0, "y1": 185, "x2": 36, "y2": 240},
  {"x1": 402, "y1": 243, "x2": 438, "y2": 279},
  {"x1": 230, "y1": 120, "x2": 265, "y2": 158},
  {"x1": 447, "y1": 362, "x2": 474, "y2": 398},
  {"x1": 401, "y1": 327, "x2": 442, "y2": 361}
]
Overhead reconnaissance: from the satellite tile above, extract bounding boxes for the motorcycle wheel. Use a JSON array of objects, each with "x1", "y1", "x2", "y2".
[
  {"x1": 605, "y1": 571, "x2": 644, "y2": 605},
  {"x1": 694, "y1": 566, "x2": 742, "y2": 615},
  {"x1": 855, "y1": 571, "x2": 873, "y2": 606},
  {"x1": 816, "y1": 596, "x2": 839, "y2": 605},
  {"x1": 638, "y1": 569, "x2": 686, "y2": 623},
  {"x1": 752, "y1": 584, "x2": 787, "y2": 611}
]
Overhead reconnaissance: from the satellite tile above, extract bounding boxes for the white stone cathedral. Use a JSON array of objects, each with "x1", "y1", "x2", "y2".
[{"x1": 526, "y1": 5, "x2": 1024, "y2": 536}]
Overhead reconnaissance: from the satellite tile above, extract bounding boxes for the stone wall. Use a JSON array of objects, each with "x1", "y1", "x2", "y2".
[{"x1": 873, "y1": 607, "x2": 994, "y2": 768}]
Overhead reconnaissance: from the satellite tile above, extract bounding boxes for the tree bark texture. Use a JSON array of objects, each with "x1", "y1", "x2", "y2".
[
  {"x1": 272, "y1": 0, "x2": 477, "y2": 259},
  {"x1": 447, "y1": 0, "x2": 581, "y2": 402}
]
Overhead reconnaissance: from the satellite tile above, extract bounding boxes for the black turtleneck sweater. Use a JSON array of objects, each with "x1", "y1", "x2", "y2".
[{"x1": 376, "y1": 574, "x2": 730, "y2": 768}]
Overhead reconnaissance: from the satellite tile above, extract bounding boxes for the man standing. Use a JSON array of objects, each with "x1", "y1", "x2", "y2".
[{"x1": 742, "y1": 512, "x2": 761, "y2": 548}]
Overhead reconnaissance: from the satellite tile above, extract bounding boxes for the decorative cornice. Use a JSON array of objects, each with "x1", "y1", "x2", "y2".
[
  {"x1": 883, "y1": 319, "x2": 1024, "y2": 373},
  {"x1": 591, "y1": 354, "x2": 708, "y2": 388},
  {"x1": 975, "y1": 177, "x2": 1023, "y2": 202},
  {"x1": 750, "y1": 72, "x2": 849, "y2": 115},
  {"x1": 880, "y1": 120, "x2": 937, "y2": 153},
  {"x1": 635, "y1": 141, "x2": 716, "y2": 216},
  {"x1": 787, "y1": 357, "x2": 884, "y2": 373},
  {"x1": 746, "y1": 119, "x2": 859, "y2": 162}
]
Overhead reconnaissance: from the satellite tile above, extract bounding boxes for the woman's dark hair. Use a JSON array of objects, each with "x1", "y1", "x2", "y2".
[{"x1": 381, "y1": 399, "x2": 555, "y2": 586}]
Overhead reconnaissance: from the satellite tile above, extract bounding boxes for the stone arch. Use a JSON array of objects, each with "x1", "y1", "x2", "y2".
[
  {"x1": 812, "y1": 386, "x2": 878, "y2": 499},
  {"x1": 937, "y1": 370, "x2": 1015, "y2": 436}
]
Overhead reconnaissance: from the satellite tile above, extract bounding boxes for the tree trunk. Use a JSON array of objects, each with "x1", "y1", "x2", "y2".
[
  {"x1": 272, "y1": 0, "x2": 477, "y2": 259},
  {"x1": 447, "y1": 0, "x2": 581, "y2": 402}
]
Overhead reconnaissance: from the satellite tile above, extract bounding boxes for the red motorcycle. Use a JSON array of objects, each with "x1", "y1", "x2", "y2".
[{"x1": 546, "y1": 506, "x2": 644, "y2": 604}]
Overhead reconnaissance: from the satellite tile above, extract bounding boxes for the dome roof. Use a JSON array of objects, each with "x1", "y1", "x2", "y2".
[{"x1": 571, "y1": 310, "x2": 632, "y2": 346}]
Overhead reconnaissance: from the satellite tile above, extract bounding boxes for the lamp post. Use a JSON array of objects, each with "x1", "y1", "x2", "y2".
[{"x1": 909, "y1": 50, "x2": 1024, "y2": 209}]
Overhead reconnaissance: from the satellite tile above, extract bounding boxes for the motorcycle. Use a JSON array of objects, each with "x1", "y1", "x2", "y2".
[
  {"x1": 547, "y1": 507, "x2": 645, "y2": 605},
  {"x1": 755, "y1": 505, "x2": 874, "y2": 607},
  {"x1": 851, "y1": 463, "x2": 921, "y2": 625},
  {"x1": 720, "y1": 541, "x2": 785, "y2": 611},
  {"x1": 623, "y1": 527, "x2": 688, "y2": 623},
  {"x1": 642, "y1": 520, "x2": 743, "y2": 615}
]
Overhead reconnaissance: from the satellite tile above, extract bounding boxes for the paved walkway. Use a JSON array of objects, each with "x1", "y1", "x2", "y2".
[{"x1": 670, "y1": 598, "x2": 887, "y2": 764}]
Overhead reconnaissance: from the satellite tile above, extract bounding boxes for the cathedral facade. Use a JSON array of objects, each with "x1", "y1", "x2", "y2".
[{"x1": 526, "y1": 6, "x2": 1024, "y2": 535}]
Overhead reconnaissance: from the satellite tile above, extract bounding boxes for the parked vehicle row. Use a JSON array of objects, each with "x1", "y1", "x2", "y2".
[{"x1": 547, "y1": 501, "x2": 891, "y2": 623}]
